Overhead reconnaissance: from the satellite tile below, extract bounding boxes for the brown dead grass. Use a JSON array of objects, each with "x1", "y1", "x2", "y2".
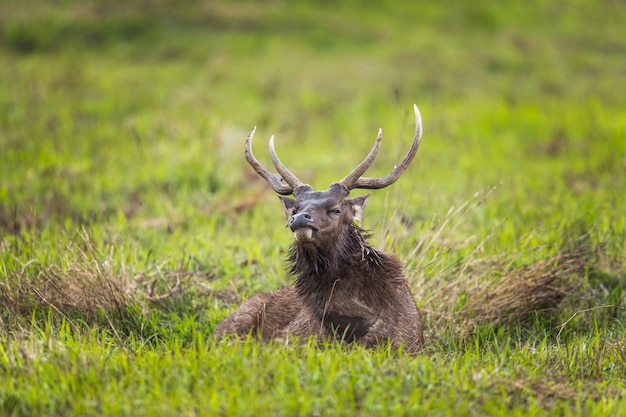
[
  {"x1": 0, "y1": 229, "x2": 203, "y2": 335},
  {"x1": 416, "y1": 242, "x2": 596, "y2": 341},
  {"x1": 459, "y1": 244, "x2": 590, "y2": 328},
  {"x1": 400, "y1": 189, "x2": 613, "y2": 340}
]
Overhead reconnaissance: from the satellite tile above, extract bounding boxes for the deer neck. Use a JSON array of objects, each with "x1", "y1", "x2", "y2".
[{"x1": 288, "y1": 225, "x2": 384, "y2": 290}]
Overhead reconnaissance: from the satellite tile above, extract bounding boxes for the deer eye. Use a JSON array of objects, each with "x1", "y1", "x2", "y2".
[
  {"x1": 291, "y1": 208, "x2": 298, "y2": 215},
  {"x1": 328, "y1": 209, "x2": 341, "y2": 215}
]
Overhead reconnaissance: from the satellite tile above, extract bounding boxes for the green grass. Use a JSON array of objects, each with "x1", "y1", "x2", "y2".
[
  {"x1": 1, "y1": 0, "x2": 626, "y2": 415},
  {"x1": 2, "y1": 326, "x2": 624, "y2": 416}
]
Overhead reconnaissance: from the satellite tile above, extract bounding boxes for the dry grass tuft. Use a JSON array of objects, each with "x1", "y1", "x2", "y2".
[
  {"x1": 400, "y1": 189, "x2": 605, "y2": 341},
  {"x1": 416, "y1": 242, "x2": 595, "y2": 341},
  {"x1": 0, "y1": 229, "x2": 190, "y2": 335},
  {"x1": 458, "y1": 244, "x2": 591, "y2": 330}
]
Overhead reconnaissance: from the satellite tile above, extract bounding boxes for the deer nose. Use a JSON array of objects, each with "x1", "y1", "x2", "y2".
[{"x1": 289, "y1": 212, "x2": 314, "y2": 230}]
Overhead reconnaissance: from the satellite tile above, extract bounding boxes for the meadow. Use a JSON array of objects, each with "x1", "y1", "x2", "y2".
[{"x1": 1, "y1": 0, "x2": 625, "y2": 415}]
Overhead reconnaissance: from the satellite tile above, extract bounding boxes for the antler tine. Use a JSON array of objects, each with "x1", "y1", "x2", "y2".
[
  {"x1": 244, "y1": 127, "x2": 294, "y2": 195},
  {"x1": 338, "y1": 128, "x2": 383, "y2": 191},
  {"x1": 350, "y1": 104, "x2": 423, "y2": 190},
  {"x1": 269, "y1": 135, "x2": 306, "y2": 192}
]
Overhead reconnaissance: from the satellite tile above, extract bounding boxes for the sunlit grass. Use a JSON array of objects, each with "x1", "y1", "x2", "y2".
[{"x1": 1, "y1": 318, "x2": 624, "y2": 416}]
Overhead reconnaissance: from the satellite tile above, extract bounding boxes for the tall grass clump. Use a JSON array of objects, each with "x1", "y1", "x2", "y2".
[{"x1": 378, "y1": 188, "x2": 624, "y2": 348}]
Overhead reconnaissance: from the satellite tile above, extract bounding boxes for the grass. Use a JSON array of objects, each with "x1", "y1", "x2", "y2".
[{"x1": 1, "y1": 0, "x2": 626, "y2": 415}]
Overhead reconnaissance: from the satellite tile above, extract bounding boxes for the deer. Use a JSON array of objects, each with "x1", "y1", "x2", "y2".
[{"x1": 214, "y1": 105, "x2": 424, "y2": 355}]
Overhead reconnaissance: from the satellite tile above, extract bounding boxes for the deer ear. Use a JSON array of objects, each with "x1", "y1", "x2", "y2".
[
  {"x1": 278, "y1": 196, "x2": 296, "y2": 220},
  {"x1": 346, "y1": 194, "x2": 370, "y2": 224}
]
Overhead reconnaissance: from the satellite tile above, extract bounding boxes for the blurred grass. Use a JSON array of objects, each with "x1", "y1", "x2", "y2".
[{"x1": 1, "y1": 0, "x2": 626, "y2": 415}]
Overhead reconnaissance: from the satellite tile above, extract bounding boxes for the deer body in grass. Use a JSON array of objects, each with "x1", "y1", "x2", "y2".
[{"x1": 214, "y1": 105, "x2": 424, "y2": 354}]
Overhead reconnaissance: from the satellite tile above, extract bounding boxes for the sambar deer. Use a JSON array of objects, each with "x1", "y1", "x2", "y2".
[{"x1": 214, "y1": 105, "x2": 424, "y2": 354}]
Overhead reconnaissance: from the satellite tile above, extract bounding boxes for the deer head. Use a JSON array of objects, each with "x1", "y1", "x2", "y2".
[{"x1": 244, "y1": 105, "x2": 423, "y2": 247}]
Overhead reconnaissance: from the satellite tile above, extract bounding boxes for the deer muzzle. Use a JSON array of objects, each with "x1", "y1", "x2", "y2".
[
  {"x1": 289, "y1": 212, "x2": 315, "y2": 231},
  {"x1": 289, "y1": 212, "x2": 318, "y2": 242}
]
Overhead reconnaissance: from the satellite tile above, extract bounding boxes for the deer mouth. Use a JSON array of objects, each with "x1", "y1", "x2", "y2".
[{"x1": 292, "y1": 226, "x2": 318, "y2": 242}]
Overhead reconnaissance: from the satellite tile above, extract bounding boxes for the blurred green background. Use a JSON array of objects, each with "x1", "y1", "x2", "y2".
[{"x1": 2, "y1": 0, "x2": 624, "y2": 236}]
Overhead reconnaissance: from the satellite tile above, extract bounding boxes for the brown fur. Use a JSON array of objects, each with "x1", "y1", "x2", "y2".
[{"x1": 214, "y1": 184, "x2": 424, "y2": 354}]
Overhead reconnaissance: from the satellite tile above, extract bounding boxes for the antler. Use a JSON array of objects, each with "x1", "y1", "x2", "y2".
[
  {"x1": 268, "y1": 135, "x2": 306, "y2": 192},
  {"x1": 337, "y1": 128, "x2": 382, "y2": 190},
  {"x1": 245, "y1": 104, "x2": 422, "y2": 195},
  {"x1": 244, "y1": 127, "x2": 305, "y2": 196},
  {"x1": 339, "y1": 104, "x2": 423, "y2": 191}
]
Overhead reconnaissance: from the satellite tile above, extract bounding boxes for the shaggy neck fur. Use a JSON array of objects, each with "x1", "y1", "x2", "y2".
[{"x1": 288, "y1": 224, "x2": 395, "y2": 296}]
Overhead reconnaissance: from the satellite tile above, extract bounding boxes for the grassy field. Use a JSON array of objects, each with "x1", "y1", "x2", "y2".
[{"x1": 1, "y1": 0, "x2": 625, "y2": 415}]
